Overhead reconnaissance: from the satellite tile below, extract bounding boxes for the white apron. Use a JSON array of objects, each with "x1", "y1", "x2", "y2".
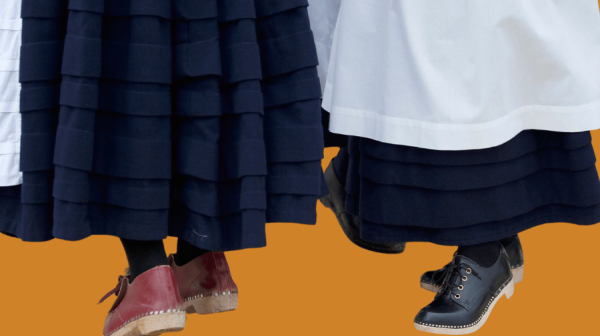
[
  {"x1": 308, "y1": 0, "x2": 342, "y2": 92},
  {"x1": 0, "y1": 0, "x2": 22, "y2": 185},
  {"x1": 316, "y1": 0, "x2": 600, "y2": 150}
]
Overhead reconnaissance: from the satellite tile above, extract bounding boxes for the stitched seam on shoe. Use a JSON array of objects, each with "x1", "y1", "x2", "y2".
[
  {"x1": 461, "y1": 287, "x2": 490, "y2": 311},
  {"x1": 415, "y1": 276, "x2": 513, "y2": 329}
]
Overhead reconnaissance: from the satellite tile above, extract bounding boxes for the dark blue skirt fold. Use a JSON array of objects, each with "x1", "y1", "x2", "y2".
[
  {"x1": 1, "y1": 0, "x2": 325, "y2": 251},
  {"x1": 325, "y1": 111, "x2": 600, "y2": 245}
]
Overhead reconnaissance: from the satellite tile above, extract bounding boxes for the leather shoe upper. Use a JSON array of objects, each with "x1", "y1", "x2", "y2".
[
  {"x1": 415, "y1": 250, "x2": 512, "y2": 328},
  {"x1": 169, "y1": 252, "x2": 238, "y2": 302},
  {"x1": 421, "y1": 235, "x2": 523, "y2": 290},
  {"x1": 503, "y1": 235, "x2": 524, "y2": 268},
  {"x1": 102, "y1": 266, "x2": 184, "y2": 336}
]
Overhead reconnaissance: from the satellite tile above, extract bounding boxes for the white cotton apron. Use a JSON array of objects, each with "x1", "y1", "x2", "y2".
[
  {"x1": 0, "y1": 0, "x2": 22, "y2": 185},
  {"x1": 317, "y1": 0, "x2": 600, "y2": 150},
  {"x1": 308, "y1": 0, "x2": 342, "y2": 91}
]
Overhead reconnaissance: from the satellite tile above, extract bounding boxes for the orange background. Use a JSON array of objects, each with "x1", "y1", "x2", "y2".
[
  {"x1": 3, "y1": 3, "x2": 600, "y2": 332},
  {"x1": 1, "y1": 133, "x2": 599, "y2": 335}
]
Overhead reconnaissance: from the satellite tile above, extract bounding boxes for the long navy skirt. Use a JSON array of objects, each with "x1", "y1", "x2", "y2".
[
  {"x1": 0, "y1": 0, "x2": 327, "y2": 251},
  {"x1": 325, "y1": 114, "x2": 600, "y2": 246}
]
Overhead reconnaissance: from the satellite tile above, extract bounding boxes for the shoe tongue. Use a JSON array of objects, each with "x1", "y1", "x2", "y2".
[{"x1": 443, "y1": 255, "x2": 478, "y2": 288}]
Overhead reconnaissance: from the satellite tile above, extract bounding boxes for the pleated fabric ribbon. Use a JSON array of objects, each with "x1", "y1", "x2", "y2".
[
  {"x1": 332, "y1": 130, "x2": 600, "y2": 246},
  {"x1": 5, "y1": 0, "x2": 326, "y2": 251}
]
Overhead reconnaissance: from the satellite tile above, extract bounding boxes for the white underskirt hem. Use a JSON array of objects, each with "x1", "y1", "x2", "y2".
[
  {"x1": 0, "y1": 0, "x2": 22, "y2": 186},
  {"x1": 323, "y1": 83, "x2": 600, "y2": 151},
  {"x1": 0, "y1": 152, "x2": 22, "y2": 186}
]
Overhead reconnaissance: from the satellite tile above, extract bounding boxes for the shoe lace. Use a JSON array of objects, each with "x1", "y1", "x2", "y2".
[
  {"x1": 98, "y1": 271, "x2": 129, "y2": 304},
  {"x1": 429, "y1": 264, "x2": 451, "y2": 283},
  {"x1": 429, "y1": 251, "x2": 458, "y2": 283},
  {"x1": 437, "y1": 263, "x2": 481, "y2": 296}
]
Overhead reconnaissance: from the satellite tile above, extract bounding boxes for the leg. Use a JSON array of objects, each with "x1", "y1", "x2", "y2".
[
  {"x1": 456, "y1": 241, "x2": 502, "y2": 267},
  {"x1": 173, "y1": 238, "x2": 210, "y2": 267},
  {"x1": 120, "y1": 238, "x2": 169, "y2": 281}
]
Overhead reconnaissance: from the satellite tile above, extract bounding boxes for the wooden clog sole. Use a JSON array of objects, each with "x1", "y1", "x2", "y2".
[
  {"x1": 183, "y1": 293, "x2": 238, "y2": 315},
  {"x1": 111, "y1": 311, "x2": 186, "y2": 336}
]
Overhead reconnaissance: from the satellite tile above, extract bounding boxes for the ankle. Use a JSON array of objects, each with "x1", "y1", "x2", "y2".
[
  {"x1": 121, "y1": 238, "x2": 169, "y2": 281},
  {"x1": 175, "y1": 239, "x2": 211, "y2": 266},
  {"x1": 456, "y1": 241, "x2": 502, "y2": 268}
]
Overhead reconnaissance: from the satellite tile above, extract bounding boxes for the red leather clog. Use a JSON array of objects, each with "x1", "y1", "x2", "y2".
[
  {"x1": 169, "y1": 252, "x2": 238, "y2": 315},
  {"x1": 101, "y1": 266, "x2": 186, "y2": 336}
]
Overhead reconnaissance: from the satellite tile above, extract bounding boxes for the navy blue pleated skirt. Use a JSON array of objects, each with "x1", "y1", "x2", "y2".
[
  {"x1": 325, "y1": 114, "x2": 600, "y2": 246},
  {"x1": 0, "y1": 0, "x2": 327, "y2": 251}
]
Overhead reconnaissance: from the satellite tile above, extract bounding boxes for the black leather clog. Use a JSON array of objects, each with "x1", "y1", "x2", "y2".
[
  {"x1": 319, "y1": 160, "x2": 406, "y2": 254},
  {"x1": 420, "y1": 235, "x2": 524, "y2": 293},
  {"x1": 414, "y1": 247, "x2": 514, "y2": 334}
]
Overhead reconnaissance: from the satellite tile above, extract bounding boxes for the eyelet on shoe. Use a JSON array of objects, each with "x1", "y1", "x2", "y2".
[
  {"x1": 458, "y1": 285, "x2": 464, "y2": 290},
  {"x1": 462, "y1": 276, "x2": 468, "y2": 281},
  {"x1": 466, "y1": 268, "x2": 472, "y2": 274},
  {"x1": 455, "y1": 294, "x2": 461, "y2": 299}
]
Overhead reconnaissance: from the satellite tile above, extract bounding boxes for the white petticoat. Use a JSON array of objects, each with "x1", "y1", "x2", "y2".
[
  {"x1": 0, "y1": 0, "x2": 22, "y2": 185},
  {"x1": 313, "y1": 0, "x2": 600, "y2": 150}
]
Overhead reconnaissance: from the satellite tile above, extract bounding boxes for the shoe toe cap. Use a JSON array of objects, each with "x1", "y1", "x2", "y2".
[{"x1": 414, "y1": 300, "x2": 467, "y2": 327}]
